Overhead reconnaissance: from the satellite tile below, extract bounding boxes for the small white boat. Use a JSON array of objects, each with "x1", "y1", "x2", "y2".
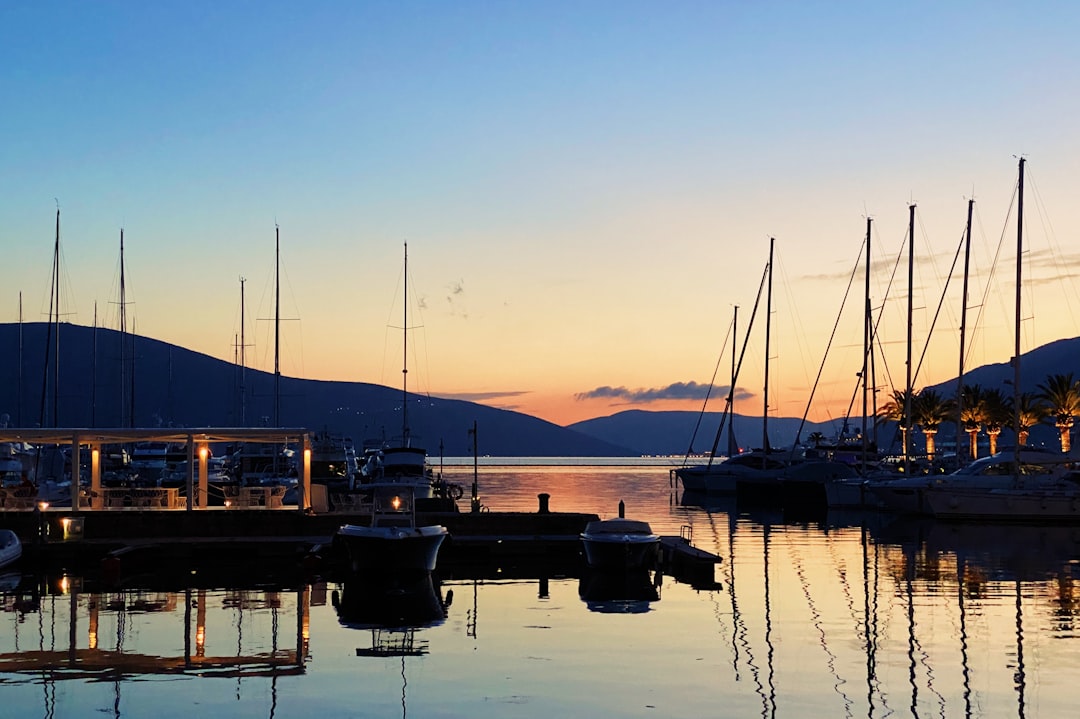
[
  {"x1": 580, "y1": 518, "x2": 660, "y2": 571},
  {"x1": 336, "y1": 490, "x2": 448, "y2": 574},
  {"x1": 0, "y1": 530, "x2": 22, "y2": 571}
]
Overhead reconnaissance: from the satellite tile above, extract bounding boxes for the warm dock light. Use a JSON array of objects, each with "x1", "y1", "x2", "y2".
[
  {"x1": 38, "y1": 501, "x2": 49, "y2": 511},
  {"x1": 391, "y1": 496, "x2": 402, "y2": 510},
  {"x1": 61, "y1": 517, "x2": 71, "y2": 530},
  {"x1": 59, "y1": 576, "x2": 70, "y2": 594},
  {"x1": 199, "y1": 447, "x2": 209, "y2": 460},
  {"x1": 224, "y1": 500, "x2": 232, "y2": 508}
]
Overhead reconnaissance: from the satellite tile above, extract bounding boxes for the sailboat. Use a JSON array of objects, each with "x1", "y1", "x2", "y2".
[
  {"x1": 675, "y1": 239, "x2": 855, "y2": 498},
  {"x1": 358, "y1": 243, "x2": 434, "y2": 500},
  {"x1": 917, "y1": 158, "x2": 1080, "y2": 519}
]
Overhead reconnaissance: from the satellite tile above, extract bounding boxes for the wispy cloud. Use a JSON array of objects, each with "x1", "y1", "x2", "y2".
[
  {"x1": 445, "y1": 279, "x2": 468, "y2": 318},
  {"x1": 437, "y1": 390, "x2": 531, "y2": 402},
  {"x1": 575, "y1": 381, "x2": 754, "y2": 403}
]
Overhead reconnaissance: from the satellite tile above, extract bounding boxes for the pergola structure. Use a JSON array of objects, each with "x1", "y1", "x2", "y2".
[{"x1": 0, "y1": 428, "x2": 312, "y2": 512}]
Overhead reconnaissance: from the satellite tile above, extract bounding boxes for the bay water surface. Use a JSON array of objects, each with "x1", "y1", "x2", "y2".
[{"x1": 2, "y1": 460, "x2": 1078, "y2": 718}]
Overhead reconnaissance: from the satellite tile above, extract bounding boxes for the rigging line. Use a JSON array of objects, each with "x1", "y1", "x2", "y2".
[
  {"x1": 869, "y1": 229, "x2": 907, "y2": 398},
  {"x1": 791, "y1": 237, "x2": 862, "y2": 447},
  {"x1": 1028, "y1": 169, "x2": 1080, "y2": 335},
  {"x1": 961, "y1": 202, "x2": 992, "y2": 372},
  {"x1": 773, "y1": 251, "x2": 815, "y2": 393},
  {"x1": 705, "y1": 260, "x2": 769, "y2": 467},
  {"x1": 967, "y1": 181, "x2": 1018, "y2": 366},
  {"x1": 912, "y1": 222, "x2": 967, "y2": 387},
  {"x1": 681, "y1": 312, "x2": 736, "y2": 462}
]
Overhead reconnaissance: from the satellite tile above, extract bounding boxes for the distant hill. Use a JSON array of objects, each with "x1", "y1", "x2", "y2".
[
  {"x1": 0, "y1": 323, "x2": 636, "y2": 457},
  {"x1": 5, "y1": 323, "x2": 1075, "y2": 457},
  {"x1": 570, "y1": 338, "x2": 1080, "y2": 455},
  {"x1": 567, "y1": 409, "x2": 846, "y2": 458}
]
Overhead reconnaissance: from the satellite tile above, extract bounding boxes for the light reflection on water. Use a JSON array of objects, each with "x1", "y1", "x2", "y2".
[{"x1": 2, "y1": 464, "x2": 1080, "y2": 718}]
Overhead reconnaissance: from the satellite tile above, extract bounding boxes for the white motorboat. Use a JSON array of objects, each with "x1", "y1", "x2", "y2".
[
  {"x1": 0, "y1": 530, "x2": 22, "y2": 571},
  {"x1": 580, "y1": 517, "x2": 660, "y2": 571},
  {"x1": 336, "y1": 490, "x2": 448, "y2": 574}
]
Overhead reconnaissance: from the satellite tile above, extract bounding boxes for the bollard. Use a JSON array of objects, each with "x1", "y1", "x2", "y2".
[
  {"x1": 618, "y1": 499, "x2": 625, "y2": 518},
  {"x1": 537, "y1": 493, "x2": 550, "y2": 514}
]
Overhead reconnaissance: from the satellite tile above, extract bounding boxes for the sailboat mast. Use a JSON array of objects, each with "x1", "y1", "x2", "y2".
[
  {"x1": 274, "y1": 226, "x2": 281, "y2": 427},
  {"x1": 728, "y1": 304, "x2": 738, "y2": 456},
  {"x1": 53, "y1": 207, "x2": 60, "y2": 426},
  {"x1": 17, "y1": 292, "x2": 22, "y2": 427},
  {"x1": 762, "y1": 237, "x2": 774, "y2": 464},
  {"x1": 92, "y1": 303, "x2": 98, "y2": 427},
  {"x1": 862, "y1": 217, "x2": 872, "y2": 465},
  {"x1": 956, "y1": 199, "x2": 974, "y2": 460},
  {"x1": 1013, "y1": 158, "x2": 1025, "y2": 461},
  {"x1": 119, "y1": 229, "x2": 127, "y2": 427},
  {"x1": 402, "y1": 242, "x2": 410, "y2": 444},
  {"x1": 904, "y1": 204, "x2": 915, "y2": 472},
  {"x1": 240, "y1": 276, "x2": 247, "y2": 425}
]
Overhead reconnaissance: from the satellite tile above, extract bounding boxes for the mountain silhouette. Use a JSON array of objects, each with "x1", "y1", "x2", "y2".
[{"x1": 0, "y1": 323, "x2": 634, "y2": 457}]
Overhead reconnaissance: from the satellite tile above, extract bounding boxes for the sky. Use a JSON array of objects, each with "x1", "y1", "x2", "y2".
[{"x1": 2, "y1": 2, "x2": 1079, "y2": 428}]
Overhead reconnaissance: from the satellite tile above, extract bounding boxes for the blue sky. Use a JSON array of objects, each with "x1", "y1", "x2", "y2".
[{"x1": 3, "y1": 2, "x2": 1079, "y2": 426}]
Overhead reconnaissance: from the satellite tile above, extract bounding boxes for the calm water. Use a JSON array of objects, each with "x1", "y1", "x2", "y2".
[{"x1": 3, "y1": 462, "x2": 1080, "y2": 718}]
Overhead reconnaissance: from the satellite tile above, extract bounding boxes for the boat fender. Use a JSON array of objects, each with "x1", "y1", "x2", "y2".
[{"x1": 449, "y1": 484, "x2": 464, "y2": 500}]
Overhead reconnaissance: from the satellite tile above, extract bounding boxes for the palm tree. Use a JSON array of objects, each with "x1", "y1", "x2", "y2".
[
  {"x1": 807, "y1": 431, "x2": 826, "y2": 448},
  {"x1": 1016, "y1": 392, "x2": 1049, "y2": 447},
  {"x1": 876, "y1": 389, "x2": 914, "y2": 457},
  {"x1": 1037, "y1": 373, "x2": 1080, "y2": 453},
  {"x1": 958, "y1": 384, "x2": 986, "y2": 460},
  {"x1": 913, "y1": 389, "x2": 954, "y2": 461},
  {"x1": 980, "y1": 388, "x2": 1012, "y2": 456}
]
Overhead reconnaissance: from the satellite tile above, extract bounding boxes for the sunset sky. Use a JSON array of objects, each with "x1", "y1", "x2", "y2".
[{"x1": 2, "y1": 2, "x2": 1079, "y2": 427}]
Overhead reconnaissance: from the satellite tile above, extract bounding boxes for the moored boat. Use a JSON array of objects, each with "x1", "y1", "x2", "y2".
[
  {"x1": 336, "y1": 490, "x2": 448, "y2": 574},
  {"x1": 580, "y1": 517, "x2": 660, "y2": 571},
  {"x1": 0, "y1": 530, "x2": 22, "y2": 570}
]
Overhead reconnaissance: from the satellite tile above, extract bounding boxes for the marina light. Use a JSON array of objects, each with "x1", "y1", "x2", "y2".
[
  {"x1": 392, "y1": 496, "x2": 401, "y2": 510},
  {"x1": 199, "y1": 446, "x2": 209, "y2": 460},
  {"x1": 59, "y1": 576, "x2": 70, "y2": 594},
  {"x1": 224, "y1": 500, "x2": 232, "y2": 508},
  {"x1": 38, "y1": 501, "x2": 49, "y2": 511}
]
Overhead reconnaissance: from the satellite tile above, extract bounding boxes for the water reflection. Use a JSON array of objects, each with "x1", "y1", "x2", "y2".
[
  {"x1": 3, "y1": 467, "x2": 1080, "y2": 718},
  {"x1": 332, "y1": 572, "x2": 451, "y2": 719},
  {"x1": 676, "y1": 482, "x2": 1080, "y2": 719},
  {"x1": 332, "y1": 571, "x2": 451, "y2": 629},
  {"x1": 577, "y1": 568, "x2": 659, "y2": 613}
]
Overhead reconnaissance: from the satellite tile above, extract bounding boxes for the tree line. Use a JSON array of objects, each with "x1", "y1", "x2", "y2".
[{"x1": 875, "y1": 372, "x2": 1080, "y2": 459}]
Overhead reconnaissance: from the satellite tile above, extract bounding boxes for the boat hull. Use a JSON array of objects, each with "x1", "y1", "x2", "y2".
[
  {"x1": 580, "y1": 518, "x2": 660, "y2": 571},
  {"x1": 923, "y1": 488, "x2": 1080, "y2": 521},
  {"x1": 0, "y1": 530, "x2": 22, "y2": 571},
  {"x1": 581, "y1": 537, "x2": 660, "y2": 571},
  {"x1": 336, "y1": 524, "x2": 447, "y2": 574}
]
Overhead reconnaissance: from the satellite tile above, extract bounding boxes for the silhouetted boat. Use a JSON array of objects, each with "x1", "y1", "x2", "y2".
[
  {"x1": 580, "y1": 517, "x2": 659, "y2": 571},
  {"x1": 0, "y1": 530, "x2": 22, "y2": 570}
]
